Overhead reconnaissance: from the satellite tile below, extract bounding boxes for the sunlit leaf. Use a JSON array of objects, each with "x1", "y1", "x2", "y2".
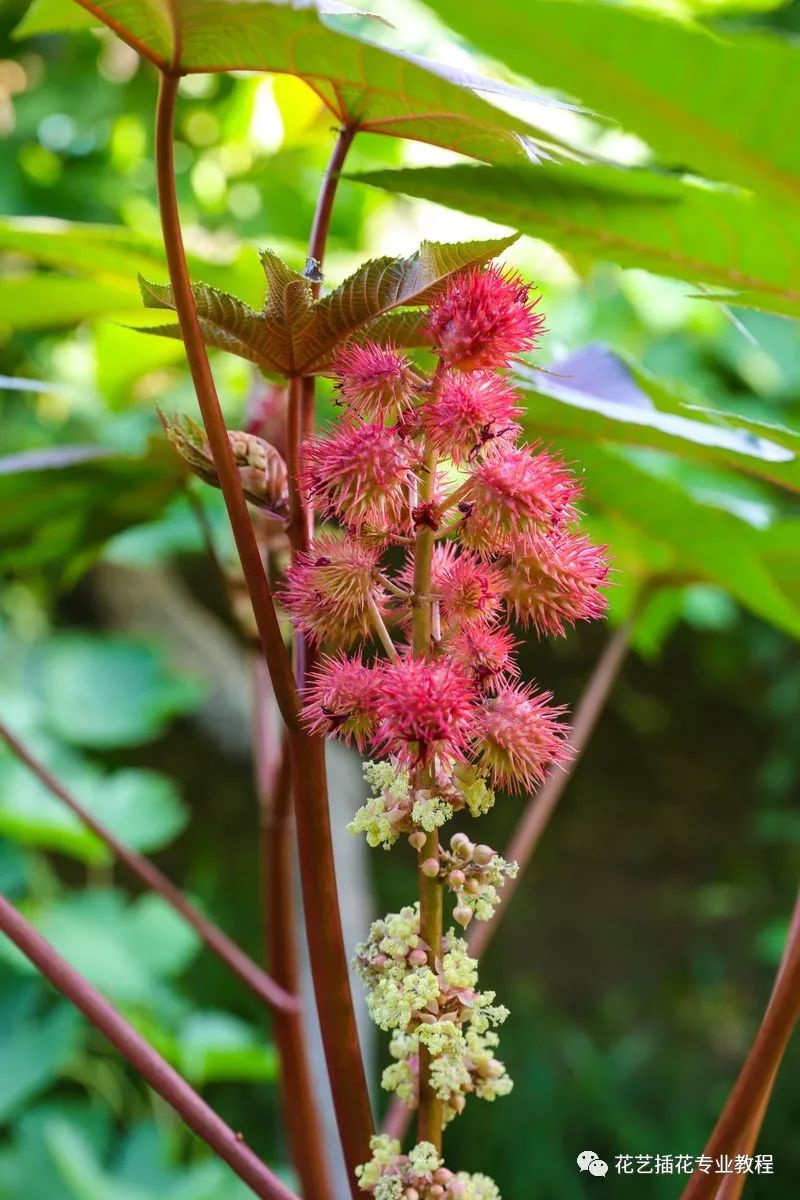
[
  {"x1": 515, "y1": 346, "x2": 800, "y2": 494},
  {"x1": 0, "y1": 759, "x2": 189, "y2": 865},
  {"x1": 355, "y1": 162, "x2": 800, "y2": 318},
  {"x1": 75, "y1": 0, "x2": 575, "y2": 164},
  {"x1": 568, "y1": 442, "x2": 800, "y2": 639},
  {"x1": 425, "y1": 0, "x2": 800, "y2": 202},
  {"x1": 177, "y1": 1012, "x2": 278, "y2": 1085},
  {"x1": 0, "y1": 276, "x2": 138, "y2": 331}
]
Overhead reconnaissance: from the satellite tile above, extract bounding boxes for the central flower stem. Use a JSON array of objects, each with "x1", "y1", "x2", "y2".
[{"x1": 412, "y1": 444, "x2": 444, "y2": 1150}]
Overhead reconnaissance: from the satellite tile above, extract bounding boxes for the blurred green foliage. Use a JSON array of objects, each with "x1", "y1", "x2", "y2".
[{"x1": 1, "y1": 0, "x2": 799, "y2": 1196}]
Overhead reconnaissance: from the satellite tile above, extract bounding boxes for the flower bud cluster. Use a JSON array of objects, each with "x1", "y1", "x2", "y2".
[
  {"x1": 355, "y1": 906, "x2": 511, "y2": 1121},
  {"x1": 356, "y1": 1136, "x2": 501, "y2": 1200},
  {"x1": 348, "y1": 762, "x2": 497, "y2": 850},
  {"x1": 420, "y1": 832, "x2": 518, "y2": 927}
]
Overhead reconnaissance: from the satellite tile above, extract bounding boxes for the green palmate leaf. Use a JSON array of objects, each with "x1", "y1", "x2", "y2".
[
  {"x1": 0, "y1": 441, "x2": 187, "y2": 585},
  {"x1": 424, "y1": 0, "x2": 800, "y2": 202},
  {"x1": 139, "y1": 234, "x2": 516, "y2": 375},
  {"x1": 355, "y1": 163, "x2": 800, "y2": 318},
  {"x1": 177, "y1": 1012, "x2": 278, "y2": 1085},
  {"x1": 0, "y1": 760, "x2": 189, "y2": 865},
  {"x1": 74, "y1": 0, "x2": 574, "y2": 164},
  {"x1": 1, "y1": 890, "x2": 200, "y2": 1006},
  {"x1": 0, "y1": 218, "x2": 262, "y2": 306},
  {"x1": 13, "y1": 0, "x2": 97, "y2": 38},
  {"x1": 37, "y1": 635, "x2": 203, "y2": 749},
  {"x1": 516, "y1": 346, "x2": 800, "y2": 495},
  {"x1": 569, "y1": 442, "x2": 800, "y2": 639},
  {"x1": 0, "y1": 276, "x2": 139, "y2": 331},
  {"x1": 0, "y1": 1005, "x2": 82, "y2": 1124}
]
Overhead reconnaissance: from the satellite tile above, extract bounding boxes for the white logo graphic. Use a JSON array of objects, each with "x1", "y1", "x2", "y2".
[{"x1": 578, "y1": 1151, "x2": 609, "y2": 1177}]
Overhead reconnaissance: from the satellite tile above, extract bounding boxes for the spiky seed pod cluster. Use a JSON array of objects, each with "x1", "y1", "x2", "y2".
[{"x1": 278, "y1": 262, "x2": 609, "y2": 1197}]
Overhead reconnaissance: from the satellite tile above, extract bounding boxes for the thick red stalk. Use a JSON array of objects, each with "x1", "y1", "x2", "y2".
[
  {"x1": 253, "y1": 660, "x2": 334, "y2": 1200},
  {"x1": 412, "y1": 445, "x2": 444, "y2": 1152},
  {"x1": 690, "y1": 887, "x2": 800, "y2": 1200},
  {"x1": 154, "y1": 70, "x2": 299, "y2": 731},
  {"x1": 154, "y1": 73, "x2": 372, "y2": 1188},
  {"x1": 307, "y1": 123, "x2": 359, "y2": 295},
  {"x1": 0, "y1": 894, "x2": 298, "y2": 1200},
  {"x1": 0, "y1": 719, "x2": 296, "y2": 1015},
  {"x1": 285, "y1": 726, "x2": 373, "y2": 1192}
]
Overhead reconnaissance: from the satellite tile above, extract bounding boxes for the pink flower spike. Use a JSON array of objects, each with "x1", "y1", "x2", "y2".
[
  {"x1": 332, "y1": 340, "x2": 416, "y2": 422},
  {"x1": 421, "y1": 370, "x2": 522, "y2": 464},
  {"x1": 503, "y1": 530, "x2": 610, "y2": 637},
  {"x1": 475, "y1": 683, "x2": 570, "y2": 792},
  {"x1": 373, "y1": 657, "x2": 479, "y2": 768},
  {"x1": 449, "y1": 623, "x2": 520, "y2": 693},
  {"x1": 427, "y1": 265, "x2": 545, "y2": 371},
  {"x1": 302, "y1": 419, "x2": 417, "y2": 531},
  {"x1": 461, "y1": 443, "x2": 580, "y2": 556},
  {"x1": 302, "y1": 653, "x2": 380, "y2": 750},
  {"x1": 278, "y1": 534, "x2": 385, "y2": 647}
]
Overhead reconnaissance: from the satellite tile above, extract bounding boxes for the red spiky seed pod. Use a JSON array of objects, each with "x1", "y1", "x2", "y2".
[
  {"x1": 279, "y1": 534, "x2": 386, "y2": 647},
  {"x1": 420, "y1": 370, "x2": 522, "y2": 464},
  {"x1": 302, "y1": 652, "x2": 381, "y2": 749},
  {"x1": 474, "y1": 683, "x2": 570, "y2": 792},
  {"x1": 502, "y1": 530, "x2": 610, "y2": 636},
  {"x1": 332, "y1": 340, "x2": 416, "y2": 422},
  {"x1": 427, "y1": 265, "x2": 545, "y2": 371},
  {"x1": 373, "y1": 656, "x2": 479, "y2": 768}
]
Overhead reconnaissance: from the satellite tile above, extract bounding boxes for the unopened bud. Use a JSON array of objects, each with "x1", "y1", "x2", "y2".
[
  {"x1": 453, "y1": 905, "x2": 473, "y2": 928},
  {"x1": 448, "y1": 1179, "x2": 467, "y2": 1198},
  {"x1": 421, "y1": 857, "x2": 440, "y2": 878},
  {"x1": 473, "y1": 844, "x2": 495, "y2": 866},
  {"x1": 429, "y1": 1187, "x2": 445, "y2": 1199},
  {"x1": 448, "y1": 869, "x2": 466, "y2": 888},
  {"x1": 434, "y1": 1168, "x2": 454, "y2": 1185},
  {"x1": 404, "y1": 1190, "x2": 420, "y2": 1200},
  {"x1": 465, "y1": 877, "x2": 481, "y2": 896},
  {"x1": 450, "y1": 833, "x2": 473, "y2": 860},
  {"x1": 407, "y1": 948, "x2": 428, "y2": 967},
  {"x1": 373, "y1": 954, "x2": 387, "y2": 969},
  {"x1": 409, "y1": 830, "x2": 427, "y2": 852}
]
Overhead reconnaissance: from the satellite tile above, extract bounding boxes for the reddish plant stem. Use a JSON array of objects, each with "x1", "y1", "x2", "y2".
[
  {"x1": 0, "y1": 718, "x2": 296, "y2": 1015},
  {"x1": 307, "y1": 123, "x2": 359, "y2": 295},
  {"x1": 412, "y1": 445, "x2": 444, "y2": 1152},
  {"x1": 154, "y1": 70, "x2": 299, "y2": 732},
  {"x1": 253, "y1": 660, "x2": 334, "y2": 1200},
  {"x1": 692, "y1": 887, "x2": 800, "y2": 1200},
  {"x1": 0, "y1": 894, "x2": 298, "y2": 1200},
  {"x1": 382, "y1": 619, "x2": 633, "y2": 1141},
  {"x1": 468, "y1": 618, "x2": 633, "y2": 960},
  {"x1": 155, "y1": 73, "x2": 372, "y2": 1187}
]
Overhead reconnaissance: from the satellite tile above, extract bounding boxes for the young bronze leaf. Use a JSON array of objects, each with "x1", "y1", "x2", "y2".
[
  {"x1": 138, "y1": 238, "x2": 515, "y2": 376},
  {"x1": 259, "y1": 251, "x2": 315, "y2": 374},
  {"x1": 296, "y1": 234, "x2": 518, "y2": 371},
  {"x1": 139, "y1": 275, "x2": 289, "y2": 373}
]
